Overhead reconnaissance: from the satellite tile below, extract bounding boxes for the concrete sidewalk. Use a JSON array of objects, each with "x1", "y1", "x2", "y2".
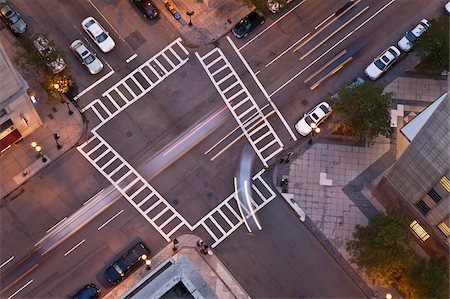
[
  {"x1": 104, "y1": 234, "x2": 250, "y2": 299},
  {"x1": 275, "y1": 76, "x2": 448, "y2": 298}
]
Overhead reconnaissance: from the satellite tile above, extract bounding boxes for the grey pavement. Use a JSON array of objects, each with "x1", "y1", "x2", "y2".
[
  {"x1": 152, "y1": 0, "x2": 254, "y2": 46},
  {"x1": 103, "y1": 234, "x2": 250, "y2": 299},
  {"x1": 275, "y1": 75, "x2": 448, "y2": 298}
]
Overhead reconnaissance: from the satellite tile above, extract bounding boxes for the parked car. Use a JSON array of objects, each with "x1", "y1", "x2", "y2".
[
  {"x1": 104, "y1": 242, "x2": 149, "y2": 285},
  {"x1": 364, "y1": 46, "x2": 401, "y2": 80},
  {"x1": 132, "y1": 0, "x2": 159, "y2": 20},
  {"x1": 71, "y1": 284, "x2": 100, "y2": 299},
  {"x1": 330, "y1": 77, "x2": 365, "y2": 100},
  {"x1": 397, "y1": 19, "x2": 429, "y2": 52},
  {"x1": 445, "y1": 1, "x2": 450, "y2": 15},
  {"x1": 0, "y1": 4, "x2": 26, "y2": 34},
  {"x1": 232, "y1": 11, "x2": 265, "y2": 39},
  {"x1": 81, "y1": 17, "x2": 115, "y2": 53},
  {"x1": 295, "y1": 101, "x2": 332, "y2": 136},
  {"x1": 33, "y1": 35, "x2": 66, "y2": 74},
  {"x1": 70, "y1": 40, "x2": 103, "y2": 74}
]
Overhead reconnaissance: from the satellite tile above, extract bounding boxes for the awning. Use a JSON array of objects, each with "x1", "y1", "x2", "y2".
[{"x1": 0, "y1": 129, "x2": 22, "y2": 153}]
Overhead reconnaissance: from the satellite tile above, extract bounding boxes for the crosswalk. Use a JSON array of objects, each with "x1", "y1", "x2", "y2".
[
  {"x1": 81, "y1": 38, "x2": 189, "y2": 130},
  {"x1": 77, "y1": 132, "x2": 189, "y2": 242},
  {"x1": 193, "y1": 170, "x2": 276, "y2": 248},
  {"x1": 196, "y1": 48, "x2": 284, "y2": 167}
]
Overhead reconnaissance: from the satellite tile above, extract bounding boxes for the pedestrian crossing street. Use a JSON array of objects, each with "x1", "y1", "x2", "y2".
[
  {"x1": 81, "y1": 38, "x2": 189, "y2": 131},
  {"x1": 77, "y1": 38, "x2": 280, "y2": 248},
  {"x1": 196, "y1": 48, "x2": 284, "y2": 167}
]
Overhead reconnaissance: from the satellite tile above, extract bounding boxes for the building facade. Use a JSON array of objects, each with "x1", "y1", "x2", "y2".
[{"x1": 0, "y1": 41, "x2": 42, "y2": 154}]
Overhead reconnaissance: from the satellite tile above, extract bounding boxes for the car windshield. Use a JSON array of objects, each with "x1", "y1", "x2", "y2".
[
  {"x1": 374, "y1": 58, "x2": 386, "y2": 70},
  {"x1": 318, "y1": 105, "x2": 329, "y2": 114},
  {"x1": 405, "y1": 31, "x2": 417, "y2": 43},
  {"x1": 113, "y1": 263, "x2": 124, "y2": 274},
  {"x1": 6, "y1": 13, "x2": 19, "y2": 25},
  {"x1": 84, "y1": 54, "x2": 95, "y2": 64},
  {"x1": 96, "y1": 32, "x2": 108, "y2": 43},
  {"x1": 85, "y1": 19, "x2": 95, "y2": 27},
  {"x1": 304, "y1": 115, "x2": 314, "y2": 126}
]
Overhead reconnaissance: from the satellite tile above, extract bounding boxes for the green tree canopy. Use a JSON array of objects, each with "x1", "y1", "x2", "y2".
[
  {"x1": 413, "y1": 15, "x2": 449, "y2": 75},
  {"x1": 329, "y1": 81, "x2": 392, "y2": 146},
  {"x1": 346, "y1": 211, "x2": 415, "y2": 286},
  {"x1": 403, "y1": 257, "x2": 449, "y2": 299}
]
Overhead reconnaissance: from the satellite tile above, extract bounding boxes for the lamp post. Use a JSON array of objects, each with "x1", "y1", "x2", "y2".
[
  {"x1": 145, "y1": 259, "x2": 152, "y2": 270},
  {"x1": 31, "y1": 141, "x2": 47, "y2": 163},
  {"x1": 54, "y1": 83, "x2": 73, "y2": 115},
  {"x1": 186, "y1": 11, "x2": 194, "y2": 26},
  {"x1": 385, "y1": 294, "x2": 392, "y2": 299}
]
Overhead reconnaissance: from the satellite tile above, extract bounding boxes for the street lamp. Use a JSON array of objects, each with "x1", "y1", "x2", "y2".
[
  {"x1": 31, "y1": 141, "x2": 47, "y2": 163},
  {"x1": 54, "y1": 83, "x2": 73, "y2": 115},
  {"x1": 145, "y1": 259, "x2": 152, "y2": 270},
  {"x1": 186, "y1": 11, "x2": 194, "y2": 26},
  {"x1": 308, "y1": 124, "x2": 320, "y2": 144},
  {"x1": 385, "y1": 294, "x2": 392, "y2": 299}
]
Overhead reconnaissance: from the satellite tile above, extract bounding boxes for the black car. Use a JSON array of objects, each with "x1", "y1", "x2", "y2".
[
  {"x1": 232, "y1": 11, "x2": 265, "y2": 39},
  {"x1": 71, "y1": 284, "x2": 100, "y2": 299},
  {"x1": 132, "y1": 0, "x2": 159, "y2": 20},
  {"x1": 104, "y1": 242, "x2": 149, "y2": 285}
]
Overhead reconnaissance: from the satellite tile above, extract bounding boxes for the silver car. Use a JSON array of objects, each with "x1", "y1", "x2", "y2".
[
  {"x1": 0, "y1": 4, "x2": 27, "y2": 34},
  {"x1": 33, "y1": 35, "x2": 66, "y2": 74},
  {"x1": 70, "y1": 39, "x2": 103, "y2": 75}
]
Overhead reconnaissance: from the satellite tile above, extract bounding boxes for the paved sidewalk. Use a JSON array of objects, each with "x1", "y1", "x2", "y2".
[
  {"x1": 275, "y1": 76, "x2": 448, "y2": 298},
  {"x1": 153, "y1": 0, "x2": 254, "y2": 46},
  {"x1": 104, "y1": 234, "x2": 250, "y2": 299}
]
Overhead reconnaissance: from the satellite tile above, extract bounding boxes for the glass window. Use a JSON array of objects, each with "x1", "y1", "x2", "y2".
[{"x1": 409, "y1": 220, "x2": 430, "y2": 241}]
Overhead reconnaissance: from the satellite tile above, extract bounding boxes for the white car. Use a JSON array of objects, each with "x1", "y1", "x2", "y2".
[
  {"x1": 81, "y1": 17, "x2": 115, "y2": 53},
  {"x1": 397, "y1": 19, "x2": 429, "y2": 52},
  {"x1": 364, "y1": 46, "x2": 401, "y2": 80},
  {"x1": 295, "y1": 101, "x2": 332, "y2": 136},
  {"x1": 33, "y1": 35, "x2": 66, "y2": 74},
  {"x1": 70, "y1": 40, "x2": 103, "y2": 75},
  {"x1": 445, "y1": 1, "x2": 450, "y2": 15}
]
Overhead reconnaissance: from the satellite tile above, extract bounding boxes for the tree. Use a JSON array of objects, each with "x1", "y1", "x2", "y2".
[
  {"x1": 403, "y1": 257, "x2": 449, "y2": 299},
  {"x1": 329, "y1": 81, "x2": 392, "y2": 146},
  {"x1": 413, "y1": 15, "x2": 449, "y2": 75},
  {"x1": 346, "y1": 211, "x2": 415, "y2": 286}
]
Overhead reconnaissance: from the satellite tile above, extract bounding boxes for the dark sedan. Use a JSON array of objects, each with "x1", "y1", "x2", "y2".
[
  {"x1": 132, "y1": 0, "x2": 159, "y2": 20},
  {"x1": 232, "y1": 11, "x2": 265, "y2": 39},
  {"x1": 71, "y1": 284, "x2": 100, "y2": 299}
]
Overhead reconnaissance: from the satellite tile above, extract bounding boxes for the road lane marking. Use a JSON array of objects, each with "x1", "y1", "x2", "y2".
[
  {"x1": 74, "y1": 70, "x2": 115, "y2": 101},
  {"x1": 270, "y1": 0, "x2": 397, "y2": 97},
  {"x1": 7, "y1": 280, "x2": 33, "y2": 299},
  {"x1": 238, "y1": 0, "x2": 308, "y2": 51},
  {"x1": 0, "y1": 256, "x2": 14, "y2": 269},
  {"x1": 314, "y1": 12, "x2": 335, "y2": 30},
  {"x1": 46, "y1": 217, "x2": 67, "y2": 233},
  {"x1": 64, "y1": 239, "x2": 86, "y2": 257},
  {"x1": 228, "y1": 36, "x2": 297, "y2": 141},
  {"x1": 98, "y1": 209, "x2": 124, "y2": 230},
  {"x1": 300, "y1": 6, "x2": 369, "y2": 60},
  {"x1": 293, "y1": 0, "x2": 361, "y2": 52},
  {"x1": 265, "y1": 32, "x2": 310, "y2": 68},
  {"x1": 126, "y1": 54, "x2": 138, "y2": 63},
  {"x1": 86, "y1": 0, "x2": 125, "y2": 42}
]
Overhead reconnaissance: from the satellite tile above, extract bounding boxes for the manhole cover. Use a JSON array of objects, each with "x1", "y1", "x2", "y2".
[
  {"x1": 126, "y1": 131, "x2": 133, "y2": 138},
  {"x1": 207, "y1": 191, "x2": 214, "y2": 198},
  {"x1": 173, "y1": 199, "x2": 179, "y2": 205}
]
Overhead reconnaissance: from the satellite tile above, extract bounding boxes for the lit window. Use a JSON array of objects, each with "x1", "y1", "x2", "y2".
[
  {"x1": 437, "y1": 222, "x2": 450, "y2": 237},
  {"x1": 409, "y1": 220, "x2": 430, "y2": 241},
  {"x1": 439, "y1": 176, "x2": 450, "y2": 193}
]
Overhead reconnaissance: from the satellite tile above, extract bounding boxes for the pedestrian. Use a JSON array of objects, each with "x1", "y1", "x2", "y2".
[
  {"x1": 201, "y1": 244, "x2": 210, "y2": 255},
  {"x1": 196, "y1": 239, "x2": 204, "y2": 248},
  {"x1": 172, "y1": 238, "x2": 179, "y2": 251}
]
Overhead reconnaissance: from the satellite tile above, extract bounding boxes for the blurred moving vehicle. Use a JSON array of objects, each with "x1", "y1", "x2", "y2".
[
  {"x1": 0, "y1": 4, "x2": 27, "y2": 34},
  {"x1": 364, "y1": 46, "x2": 401, "y2": 80},
  {"x1": 397, "y1": 19, "x2": 429, "y2": 52},
  {"x1": 132, "y1": 0, "x2": 159, "y2": 20},
  {"x1": 82, "y1": 17, "x2": 115, "y2": 53},
  {"x1": 70, "y1": 284, "x2": 100, "y2": 299},
  {"x1": 33, "y1": 35, "x2": 66, "y2": 74},
  {"x1": 70, "y1": 39, "x2": 103, "y2": 75},
  {"x1": 267, "y1": 0, "x2": 293, "y2": 14},
  {"x1": 295, "y1": 101, "x2": 332, "y2": 136},
  {"x1": 232, "y1": 11, "x2": 265, "y2": 39},
  {"x1": 104, "y1": 242, "x2": 149, "y2": 285},
  {"x1": 330, "y1": 77, "x2": 365, "y2": 100}
]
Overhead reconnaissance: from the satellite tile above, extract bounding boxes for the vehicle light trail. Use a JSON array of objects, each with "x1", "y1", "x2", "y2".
[
  {"x1": 244, "y1": 180, "x2": 262, "y2": 231},
  {"x1": 234, "y1": 177, "x2": 252, "y2": 233}
]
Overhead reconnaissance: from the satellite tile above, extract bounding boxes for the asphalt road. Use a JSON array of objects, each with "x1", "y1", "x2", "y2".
[{"x1": 1, "y1": 0, "x2": 447, "y2": 298}]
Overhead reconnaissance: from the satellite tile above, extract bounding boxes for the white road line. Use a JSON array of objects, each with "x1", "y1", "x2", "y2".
[
  {"x1": 227, "y1": 36, "x2": 297, "y2": 141},
  {"x1": 238, "y1": 0, "x2": 308, "y2": 51},
  {"x1": 46, "y1": 217, "x2": 67, "y2": 233},
  {"x1": 83, "y1": 188, "x2": 105, "y2": 205},
  {"x1": 98, "y1": 209, "x2": 124, "y2": 230},
  {"x1": 265, "y1": 32, "x2": 310, "y2": 68},
  {"x1": 0, "y1": 256, "x2": 14, "y2": 269},
  {"x1": 74, "y1": 70, "x2": 115, "y2": 101},
  {"x1": 126, "y1": 54, "x2": 138, "y2": 63},
  {"x1": 64, "y1": 239, "x2": 86, "y2": 257},
  {"x1": 7, "y1": 280, "x2": 33, "y2": 299},
  {"x1": 315, "y1": 13, "x2": 335, "y2": 30},
  {"x1": 270, "y1": 0, "x2": 397, "y2": 97}
]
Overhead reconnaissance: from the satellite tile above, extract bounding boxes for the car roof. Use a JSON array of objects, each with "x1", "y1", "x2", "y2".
[{"x1": 83, "y1": 17, "x2": 104, "y2": 36}]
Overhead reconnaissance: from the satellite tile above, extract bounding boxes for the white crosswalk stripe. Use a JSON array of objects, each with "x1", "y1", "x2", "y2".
[
  {"x1": 77, "y1": 133, "x2": 190, "y2": 241},
  {"x1": 196, "y1": 48, "x2": 284, "y2": 167},
  {"x1": 193, "y1": 170, "x2": 276, "y2": 248},
  {"x1": 81, "y1": 38, "x2": 189, "y2": 131}
]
